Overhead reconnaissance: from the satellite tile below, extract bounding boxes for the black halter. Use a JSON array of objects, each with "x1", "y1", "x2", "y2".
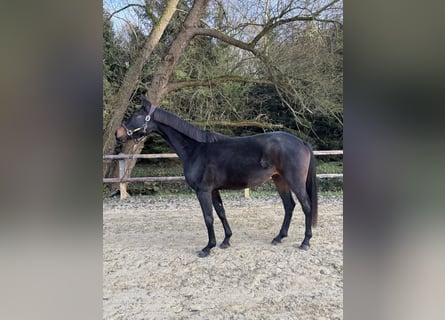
[{"x1": 123, "y1": 105, "x2": 157, "y2": 137}]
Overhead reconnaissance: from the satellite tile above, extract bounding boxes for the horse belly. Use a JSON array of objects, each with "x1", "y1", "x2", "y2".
[
  {"x1": 209, "y1": 147, "x2": 276, "y2": 189},
  {"x1": 220, "y1": 166, "x2": 275, "y2": 190},
  {"x1": 246, "y1": 168, "x2": 276, "y2": 187}
]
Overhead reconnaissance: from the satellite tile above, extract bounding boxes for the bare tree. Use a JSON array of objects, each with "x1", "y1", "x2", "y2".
[{"x1": 187, "y1": 0, "x2": 342, "y2": 125}]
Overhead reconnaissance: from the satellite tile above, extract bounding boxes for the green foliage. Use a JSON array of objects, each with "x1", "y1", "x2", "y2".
[
  {"x1": 103, "y1": 10, "x2": 130, "y2": 130},
  {"x1": 244, "y1": 83, "x2": 342, "y2": 150},
  {"x1": 103, "y1": 11, "x2": 128, "y2": 95},
  {"x1": 316, "y1": 160, "x2": 343, "y2": 192}
]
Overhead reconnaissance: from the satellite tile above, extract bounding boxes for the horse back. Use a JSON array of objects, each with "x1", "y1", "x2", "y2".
[{"x1": 186, "y1": 131, "x2": 311, "y2": 190}]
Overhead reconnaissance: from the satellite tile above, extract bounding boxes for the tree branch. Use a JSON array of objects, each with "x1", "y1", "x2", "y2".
[
  {"x1": 190, "y1": 27, "x2": 257, "y2": 54},
  {"x1": 167, "y1": 76, "x2": 273, "y2": 93},
  {"x1": 192, "y1": 120, "x2": 283, "y2": 129},
  {"x1": 105, "y1": 4, "x2": 147, "y2": 22},
  {"x1": 190, "y1": 0, "x2": 341, "y2": 54},
  {"x1": 250, "y1": 0, "x2": 342, "y2": 46}
]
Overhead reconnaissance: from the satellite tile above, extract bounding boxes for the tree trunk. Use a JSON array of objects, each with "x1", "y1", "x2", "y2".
[
  {"x1": 103, "y1": 0, "x2": 179, "y2": 177},
  {"x1": 148, "y1": 0, "x2": 210, "y2": 105}
]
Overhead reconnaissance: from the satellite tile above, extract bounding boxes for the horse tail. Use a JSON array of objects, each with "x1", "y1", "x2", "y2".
[{"x1": 306, "y1": 144, "x2": 318, "y2": 227}]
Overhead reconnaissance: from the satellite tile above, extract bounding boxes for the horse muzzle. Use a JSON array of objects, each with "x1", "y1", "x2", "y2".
[{"x1": 115, "y1": 126, "x2": 129, "y2": 141}]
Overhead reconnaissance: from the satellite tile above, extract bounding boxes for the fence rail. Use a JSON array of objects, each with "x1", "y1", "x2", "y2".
[
  {"x1": 103, "y1": 153, "x2": 179, "y2": 160},
  {"x1": 103, "y1": 150, "x2": 342, "y2": 160},
  {"x1": 103, "y1": 150, "x2": 343, "y2": 199}
]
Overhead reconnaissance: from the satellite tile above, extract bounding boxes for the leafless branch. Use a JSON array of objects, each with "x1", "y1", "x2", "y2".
[
  {"x1": 166, "y1": 76, "x2": 274, "y2": 93},
  {"x1": 190, "y1": 27, "x2": 257, "y2": 54},
  {"x1": 192, "y1": 120, "x2": 283, "y2": 129},
  {"x1": 105, "y1": 3, "x2": 147, "y2": 22},
  {"x1": 250, "y1": 0, "x2": 342, "y2": 46}
]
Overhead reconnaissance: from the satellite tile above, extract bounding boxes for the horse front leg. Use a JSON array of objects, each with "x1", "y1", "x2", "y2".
[
  {"x1": 196, "y1": 190, "x2": 216, "y2": 257},
  {"x1": 212, "y1": 190, "x2": 232, "y2": 249}
]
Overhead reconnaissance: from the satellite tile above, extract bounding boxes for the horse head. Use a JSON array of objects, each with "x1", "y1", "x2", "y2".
[{"x1": 115, "y1": 95, "x2": 157, "y2": 142}]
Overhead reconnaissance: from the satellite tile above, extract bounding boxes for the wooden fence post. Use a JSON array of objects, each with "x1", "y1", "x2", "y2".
[
  {"x1": 118, "y1": 154, "x2": 129, "y2": 200},
  {"x1": 244, "y1": 188, "x2": 250, "y2": 198}
]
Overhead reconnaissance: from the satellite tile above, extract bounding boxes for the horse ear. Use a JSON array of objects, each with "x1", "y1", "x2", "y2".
[{"x1": 140, "y1": 95, "x2": 151, "y2": 111}]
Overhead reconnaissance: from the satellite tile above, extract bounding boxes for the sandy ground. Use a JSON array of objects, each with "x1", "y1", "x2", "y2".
[{"x1": 103, "y1": 194, "x2": 343, "y2": 319}]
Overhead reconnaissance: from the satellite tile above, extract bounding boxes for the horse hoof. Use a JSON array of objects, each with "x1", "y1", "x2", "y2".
[
  {"x1": 299, "y1": 243, "x2": 310, "y2": 250},
  {"x1": 219, "y1": 242, "x2": 230, "y2": 249},
  {"x1": 198, "y1": 250, "x2": 210, "y2": 258},
  {"x1": 271, "y1": 238, "x2": 281, "y2": 245}
]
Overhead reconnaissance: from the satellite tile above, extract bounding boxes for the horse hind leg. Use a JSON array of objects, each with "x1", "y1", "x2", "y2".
[
  {"x1": 292, "y1": 186, "x2": 313, "y2": 250},
  {"x1": 212, "y1": 190, "x2": 232, "y2": 249},
  {"x1": 271, "y1": 175, "x2": 296, "y2": 245},
  {"x1": 279, "y1": 171, "x2": 313, "y2": 250}
]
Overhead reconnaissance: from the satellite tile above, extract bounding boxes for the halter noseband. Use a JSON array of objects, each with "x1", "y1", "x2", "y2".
[{"x1": 124, "y1": 105, "x2": 157, "y2": 137}]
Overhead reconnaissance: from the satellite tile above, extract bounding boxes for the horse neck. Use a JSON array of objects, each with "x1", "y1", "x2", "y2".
[{"x1": 154, "y1": 122, "x2": 200, "y2": 162}]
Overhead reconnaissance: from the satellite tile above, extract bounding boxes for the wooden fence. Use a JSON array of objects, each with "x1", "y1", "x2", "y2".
[{"x1": 103, "y1": 150, "x2": 343, "y2": 199}]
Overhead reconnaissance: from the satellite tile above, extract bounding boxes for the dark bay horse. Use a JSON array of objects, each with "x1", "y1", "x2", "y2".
[{"x1": 116, "y1": 96, "x2": 318, "y2": 257}]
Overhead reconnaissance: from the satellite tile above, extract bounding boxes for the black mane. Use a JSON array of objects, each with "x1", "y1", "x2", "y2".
[{"x1": 153, "y1": 108, "x2": 227, "y2": 143}]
